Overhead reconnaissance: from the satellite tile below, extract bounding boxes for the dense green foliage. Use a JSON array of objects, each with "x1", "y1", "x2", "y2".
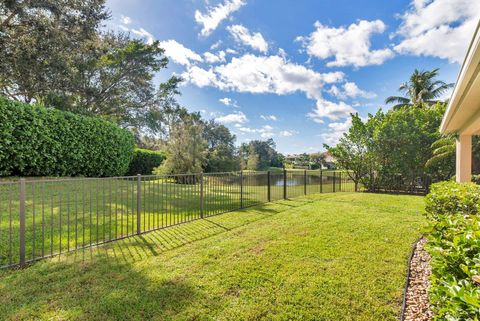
[
  {"x1": 203, "y1": 120, "x2": 239, "y2": 172},
  {"x1": 425, "y1": 182, "x2": 480, "y2": 320},
  {"x1": 239, "y1": 139, "x2": 284, "y2": 170},
  {"x1": 0, "y1": 97, "x2": 134, "y2": 177},
  {"x1": 127, "y1": 148, "x2": 166, "y2": 175},
  {"x1": 327, "y1": 103, "x2": 450, "y2": 191}
]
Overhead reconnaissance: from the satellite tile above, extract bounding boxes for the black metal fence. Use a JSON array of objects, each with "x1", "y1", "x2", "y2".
[{"x1": 0, "y1": 170, "x2": 355, "y2": 269}]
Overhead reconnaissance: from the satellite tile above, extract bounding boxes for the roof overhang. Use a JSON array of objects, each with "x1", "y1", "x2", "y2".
[{"x1": 440, "y1": 20, "x2": 480, "y2": 135}]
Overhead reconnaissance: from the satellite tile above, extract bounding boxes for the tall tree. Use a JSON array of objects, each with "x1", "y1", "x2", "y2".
[
  {"x1": 0, "y1": 0, "x2": 108, "y2": 102},
  {"x1": 203, "y1": 120, "x2": 239, "y2": 172},
  {"x1": 385, "y1": 68, "x2": 453, "y2": 109},
  {"x1": 325, "y1": 114, "x2": 373, "y2": 191},
  {"x1": 154, "y1": 113, "x2": 207, "y2": 175}
]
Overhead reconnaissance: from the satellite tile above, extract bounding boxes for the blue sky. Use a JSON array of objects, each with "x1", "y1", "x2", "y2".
[{"x1": 106, "y1": 0, "x2": 479, "y2": 154}]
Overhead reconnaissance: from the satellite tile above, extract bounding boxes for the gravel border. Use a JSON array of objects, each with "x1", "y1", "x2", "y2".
[{"x1": 400, "y1": 237, "x2": 433, "y2": 321}]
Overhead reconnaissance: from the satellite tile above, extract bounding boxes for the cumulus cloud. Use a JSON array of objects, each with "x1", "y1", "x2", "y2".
[
  {"x1": 279, "y1": 130, "x2": 297, "y2": 137},
  {"x1": 182, "y1": 53, "x2": 344, "y2": 99},
  {"x1": 394, "y1": 0, "x2": 480, "y2": 63},
  {"x1": 131, "y1": 28, "x2": 155, "y2": 45},
  {"x1": 236, "y1": 125, "x2": 275, "y2": 138},
  {"x1": 182, "y1": 53, "x2": 350, "y2": 122},
  {"x1": 227, "y1": 25, "x2": 269, "y2": 53},
  {"x1": 297, "y1": 20, "x2": 394, "y2": 67},
  {"x1": 320, "y1": 118, "x2": 352, "y2": 145},
  {"x1": 219, "y1": 97, "x2": 233, "y2": 106},
  {"x1": 204, "y1": 51, "x2": 227, "y2": 63},
  {"x1": 308, "y1": 99, "x2": 356, "y2": 123},
  {"x1": 121, "y1": 15, "x2": 132, "y2": 25},
  {"x1": 159, "y1": 40, "x2": 203, "y2": 66},
  {"x1": 328, "y1": 82, "x2": 376, "y2": 99},
  {"x1": 215, "y1": 111, "x2": 248, "y2": 124},
  {"x1": 260, "y1": 115, "x2": 278, "y2": 121},
  {"x1": 195, "y1": 0, "x2": 246, "y2": 37}
]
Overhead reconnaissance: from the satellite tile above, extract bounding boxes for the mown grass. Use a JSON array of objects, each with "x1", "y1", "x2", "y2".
[
  {"x1": 0, "y1": 192, "x2": 425, "y2": 320},
  {"x1": 0, "y1": 172, "x2": 349, "y2": 267}
]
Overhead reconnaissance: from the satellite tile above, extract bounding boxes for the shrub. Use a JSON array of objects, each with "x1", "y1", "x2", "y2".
[
  {"x1": 127, "y1": 148, "x2": 166, "y2": 175},
  {"x1": 425, "y1": 181, "x2": 480, "y2": 220},
  {"x1": 0, "y1": 96, "x2": 134, "y2": 177},
  {"x1": 425, "y1": 181, "x2": 480, "y2": 320}
]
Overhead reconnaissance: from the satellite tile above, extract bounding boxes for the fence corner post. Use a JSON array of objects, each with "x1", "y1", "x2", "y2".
[
  {"x1": 240, "y1": 171, "x2": 244, "y2": 208},
  {"x1": 200, "y1": 172, "x2": 204, "y2": 218},
  {"x1": 267, "y1": 171, "x2": 271, "y2": 202},
  {"x1": 19, "y1": 178, "x2": 26, "y2": 267},
  {"x1": 136, "y1": 174, "x2": 141, "y2": 235},
  {"x1": 283, "y1": 169, "x2": 287, "y2": 200},
  {"x1": 304, "y1": 169, "x2": 307, "y2": 195}
]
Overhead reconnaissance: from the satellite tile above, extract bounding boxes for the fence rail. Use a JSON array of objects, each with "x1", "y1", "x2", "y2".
[{"x1": 0, "y1": 170, "x2": 355, "y2": 269}]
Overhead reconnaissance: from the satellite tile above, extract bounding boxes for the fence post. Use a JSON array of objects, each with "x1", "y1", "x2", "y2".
[
  {"x1": 283, "y1": 169, "x2": 287, "y2": 199},
  {"x1": 320, "y1": 169, "x2": 323, "y2": 193},
  {"x1": 19, "y1": 178, "x2": 26, "y2": 267},
  {"x1": 136, "y1": 174, "x2": 141, "y2": 235},
  {"x1": 240, "y1": 171, "x2": 244, "y2": 208},
  {"x1": 200, "y1": 172, "x2": 204, "y2": 218},
  {"x1": 267, "y1": 171, "x2": 271, "y2": 202},
  {"x1": 304, "y1": 170, "x2": 307, "y2": 195},
  {"x1": 333, "y1": 172, "x2": 336, "y2": 193},
  {"x1": 339, "y1": 172, "x2": 342, "y2": 192}
]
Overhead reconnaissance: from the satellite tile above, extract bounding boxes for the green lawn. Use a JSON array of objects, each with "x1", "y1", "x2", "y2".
[
  {"x1": 0, "y1": 172, "x2": 350, "y2": 267},
  {"x1": 0, "y1": 192, "x2": 425, "y2": 320}
]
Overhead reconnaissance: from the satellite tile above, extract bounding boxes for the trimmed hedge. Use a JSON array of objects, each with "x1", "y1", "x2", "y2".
[
  {"x1": 0, "y1": 96, "x2": 134, "y2": 177},
  {"x1": 127, "y1": 148, "x2": 166, "y2": 175},
  {"x1": 425, "y1": 181, "x2": 480, "y2": 320}
]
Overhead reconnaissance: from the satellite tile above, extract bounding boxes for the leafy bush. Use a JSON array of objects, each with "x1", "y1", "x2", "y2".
[
  {"x1": 127, "y1": 148, "x2": 166, "y2": 175},
  {"x1": 425, "y1": 182, "x2": 480, "y2": 320},
  {"x1": 0, "y1": 96, "x2": 134, "y2": 177},
  {"x1": 425, "y1": 181, "x2": 480, "y2": 220}
]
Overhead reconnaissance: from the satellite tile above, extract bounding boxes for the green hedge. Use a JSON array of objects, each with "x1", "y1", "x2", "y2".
[
  {"x1": 425, "y1": 181, "x2": 480, "y2": 320},
  {"x1": 127, "y1": 148, "x2": 166, "y2": 175},
  {"x1": 0, "y1": 96, "x2": 134, "y2": 177}
]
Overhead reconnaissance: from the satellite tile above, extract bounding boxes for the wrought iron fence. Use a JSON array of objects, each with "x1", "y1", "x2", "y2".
[{"x1": 0, "y1": 170, "x2": 355, "y2": 269}]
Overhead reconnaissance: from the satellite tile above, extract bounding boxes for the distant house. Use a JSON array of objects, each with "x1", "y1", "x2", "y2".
[{"x1": 322, "y1": 151, "x2": 336, "y2": 169}]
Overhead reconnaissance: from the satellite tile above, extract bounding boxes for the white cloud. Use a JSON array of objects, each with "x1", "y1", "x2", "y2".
[
  {"x1": 226, "y1": 48, "x2": 238, "y2": 55},
  {"x1": 297, "y1": 20, "x2": 394, "y2": 67},
  {"x1": 131, "y1": 28, "x2": 154, "y2": 45},
  {"x1": 260, "y1": 115, "x2": 278, "y2": 121},
  {"x1": 308, "y1": 99, "x2": 356, "y2": 123},
  {"x1": 320, "y1": 118, "x2": 352, "y2": 145},
  {"x1": 159, "y1": 40, "x2": 203, "y2": 66},
  {"x1": 236, "y1": 125, "x2": 275, "y2": 138},
  {"x1": 182, "y1": 53, "x2": 351, "y2": 123},
  {"x1": 182, "y1": 53, "x2": 344, "y2": 99},
  {"x1": 394, "y1": 0, "x2": 480, "y2": 63},
  {"x1": 227, "y1": 24, "x2": 269, "y2": 53},
  {"x1": 328, "y1": 82, "x2": 376, "y2": 99},
  {"x1": 215, "y1": 111, "x2": 248, "y2": 124},
  {"x1": 195, "y1": 0, "x2": 246, "y2": 37},
  {"x1": 279, "y1": 130, "x2": 297, "y2": 137},
  {"x1": 210, "y1": 40, "x2": 222, "y2": 50},
  {"x1": 203, "y1": 51, "x2": 226, "y2": 63},
  {"x1": 219, "y1": 97, "x2": 234, "y2": 106},
  {"x1": 121, "y1": 15, "x2": 132, "y2": 25}
]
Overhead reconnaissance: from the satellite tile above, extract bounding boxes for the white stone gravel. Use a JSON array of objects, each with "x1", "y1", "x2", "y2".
[{"x1": 403, "y1": 238, "x2": 433, "y2": 321}]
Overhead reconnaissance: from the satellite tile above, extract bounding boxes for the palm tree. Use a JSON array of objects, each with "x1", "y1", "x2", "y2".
[{"x1": 385, "y1": 68, "x2": 454, "y2": 109}]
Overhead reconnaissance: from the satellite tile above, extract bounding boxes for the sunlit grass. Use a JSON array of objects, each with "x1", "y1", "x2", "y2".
[{"x1": 0, "y1": 192, "x2": 426, "y2": 320}]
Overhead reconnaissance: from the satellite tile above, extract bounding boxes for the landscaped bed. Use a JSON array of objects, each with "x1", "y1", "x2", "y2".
[{"x1": 0, "y1": 192, "x2": 426, "y2": 320}]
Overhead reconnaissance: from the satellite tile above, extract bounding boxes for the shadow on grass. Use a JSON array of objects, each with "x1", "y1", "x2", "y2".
[{"x1": 0, "y1": 196, "x2": 321, "y2": 320}]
